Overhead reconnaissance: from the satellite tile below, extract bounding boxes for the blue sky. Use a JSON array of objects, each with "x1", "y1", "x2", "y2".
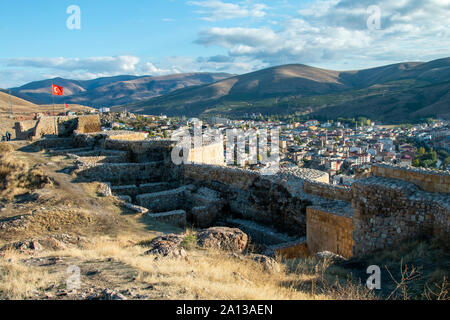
[{"x1": 1, "y1": 0, "x2": 449, "y2": 87}]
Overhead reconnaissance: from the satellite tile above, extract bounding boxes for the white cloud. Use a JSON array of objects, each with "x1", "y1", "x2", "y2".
[
  {"x1": 0, "y1": 56, "x2": 188, "y2": 87},
  {"x1": 140, "y1": 62, "x2": 181, "y2": 75},
  {"x1": 196, "y1": 19, "x2": 372, "y2": 66},
  {"x1": 194, "y1": 0, "x2": 450, "y2": 69},
  {"x1": 5, "y1": 56, "x2": 141, "y2": 74},
  {"x1": 188, "y1": 0, "x2": 268, "y2": 21},
  {"x1": 0, "y1": 54, "x2": 252, "y2": 88},
  {"x1": 197, "y1": 27, "x2": 277, "y2": 47}
]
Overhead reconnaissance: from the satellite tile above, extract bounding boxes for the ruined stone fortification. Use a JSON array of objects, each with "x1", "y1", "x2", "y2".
[
  {"x1": 303, "y1": 180, "x2": 352, "y2": 202},
  {"x1": 307, "y1": 203, "x2": 354, "y2": 258},
  {"x1": 15, "y1": 115, "x2": 101, "y2": 140},
  {"x1": 371, "y1": 163, "x2": 450, "y2": 194},
  {"x1": 14, "y1": 120, "x2": 37, "y2": 140},
  {"x1": 75, "y1": 115, "x2": 102, "y2": 134},
  {"x1": 183, "y1": 164, "x2": 331, "y2": 235},
  {"x1": 35, "y1": 130, "x2": 449, "y2": 259},
  {"x1": 352, "y1": 164, "x2": 449, "y2": 256}
]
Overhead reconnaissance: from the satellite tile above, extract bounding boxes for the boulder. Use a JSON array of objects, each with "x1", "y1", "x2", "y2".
[
  {"x1": 89, "y1": 289, "x2": 127, "y2": 300},
  {"x1": 250, "y1": 254, "x2": 281, "y2": 273},
  {"x1": 145, "y1": 234, "x2": 187, "y2": 259},
  {"x1": 97, "y1": 182, "x2": 112, "y2": 197},
  {"x1": 197, "y1": 227, "x2": 248, "y2": 253},
  {"x1": 315, "y1": 251, "x2": 346, "y2": 262}
]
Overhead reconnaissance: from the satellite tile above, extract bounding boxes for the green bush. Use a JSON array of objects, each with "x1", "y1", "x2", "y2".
[{"x1": 181, "y1": 234, "x2": 197, "y2": 251}]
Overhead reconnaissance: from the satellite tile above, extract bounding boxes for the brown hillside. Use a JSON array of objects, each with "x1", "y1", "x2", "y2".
[{"x1": 126, "y1": 57, "x2": 450, "y2": 122}]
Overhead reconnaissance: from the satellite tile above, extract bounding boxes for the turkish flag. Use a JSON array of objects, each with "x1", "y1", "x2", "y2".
[
  {"x1": 52, "y1": 84, "x2": 63, "y2": 96},
  {"x1": 65, "y1": 103, "x2": 69, "y2": 108}
]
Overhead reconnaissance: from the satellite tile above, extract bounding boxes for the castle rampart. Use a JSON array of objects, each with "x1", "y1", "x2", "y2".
[
  {"x1": 34, "y1": 127, "x2": 449, "y2": 259},
  {"x1": 15, "y1": 115, "x2": 101, "y2": 140},
  {"x1": 372, "y1": 163, "x2": 450, "y2": 194},
  {"x1": 303, "y1": 180, "x2": 352, "y2": 202}
]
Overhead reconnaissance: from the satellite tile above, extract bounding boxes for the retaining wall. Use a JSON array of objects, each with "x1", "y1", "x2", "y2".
[
  {"x1": 306, "y1": 206, "x2": 354, "y2": 258},
  {"x1": 303, "y1": 181, "x2": 352, "y2": 201},
  {"x1": 137, "y1": 186, "x2": 192, "y2": 212},
  {"x1": 372, "y1": 164, "x2": 450, "y2": 194},
  {"x1": 75, "y1": 162, "x2": 166, "y2": 185},
  {"x1": 184, "y1": 164, "x2": 313, "y2": 236},
  {"x1": 76, "y1": 115, "x2": 101, "y2": 134},
  {"x1": 147, "y1": 210, "x2": 187, "y2": 228},
  {"x1": 352, "y1": 176, "x2": 449, "y2": 256}
]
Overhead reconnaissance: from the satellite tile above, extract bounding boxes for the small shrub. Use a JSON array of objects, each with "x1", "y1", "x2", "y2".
[
  {"x1": 0, "y1": 143, "x2": 14, "y2": 155},
  {"x1": 182, "y1": 234, "x2": 197, "y2": 251}
]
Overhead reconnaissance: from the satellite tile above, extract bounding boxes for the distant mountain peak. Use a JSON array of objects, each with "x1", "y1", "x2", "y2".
[{"x1": 9, "y1": 72, "x2": 235, "y2": 108}]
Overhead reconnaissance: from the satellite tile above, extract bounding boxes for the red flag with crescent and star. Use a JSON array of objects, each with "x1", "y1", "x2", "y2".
[{"x1": 52, "y1": 84, "x2": 63, "y2": 96}]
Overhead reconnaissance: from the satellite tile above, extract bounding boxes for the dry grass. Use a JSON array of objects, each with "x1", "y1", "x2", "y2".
[
  {"x1": 0, "y1": 153, "x2": 52, "y2": 200},
  {"x1": 347, "y1": 238, "x2": 449, "y2": 300},
  {"x1": 284, "y1": 256, "x2": 377, "y2": 300},
  {"x1": 31, "y1": 235, "x2": 377, "y2": 300},
  {"x1": 0, "y1": 235, "x2": 445, "y2": 300},
  {"x1": 44, "y1": 237, "x2": 320, "y2": 300},
  {"x1": 0, "y1": 250, "x2": 58, "y2": 300},
  {"x1": 0, "y1": 142, "x2": 14, "y2": 154}
]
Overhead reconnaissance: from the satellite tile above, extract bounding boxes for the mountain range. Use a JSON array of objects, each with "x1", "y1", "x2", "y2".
[
  {"x1": 8, "y1": 73, "x2": 233, "y2": 108},
  {"x1": 124, "y1": 57, "x2": 450, "y2": 123},
  {"x1": 6, "y1": 57, "x2": 450, "y2": 123}
]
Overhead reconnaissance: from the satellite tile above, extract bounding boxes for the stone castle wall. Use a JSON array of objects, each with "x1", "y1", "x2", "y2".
[
  {"x1": 15, "y1": 115, "x2": 100, "y2": 140},
  {"x1": 352, "y1": 176, "x2": 449, "y2": 256},
  {"x1": 137, "y1": 186, "x2": 192, "y2": 213},
  {"x1": 74, "y1": 161, "x2": 166, "y2": 185},
  {"x1": 372, "y1": 164, "x2": 450, "y2": 194},
  {"x1": 183, "y1": 164, "x2": 316, "y2": 236},
  {"x1": 75, "y1": 115, "x2": 101, "y2": 134},
  {"x1": 14, "y1": 120, "x2": 37, "y2": 140},
  {"x1": 107, "y1": 132, "x2": 148, "y2": 141},
  {"x1": 34, "y1": 116, "x2": 77, "y2": 138},
  {"x1": 306, "y1": 206, "x2": 354, "y2": 259},
  {"x1": 303, "y1": 180, "x2": 352, "y2": 202}
]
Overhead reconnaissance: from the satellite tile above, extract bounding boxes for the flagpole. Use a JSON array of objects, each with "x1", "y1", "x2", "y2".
[{"x1": 52, "y1": 85, "x2": 57, "y2": 135}]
